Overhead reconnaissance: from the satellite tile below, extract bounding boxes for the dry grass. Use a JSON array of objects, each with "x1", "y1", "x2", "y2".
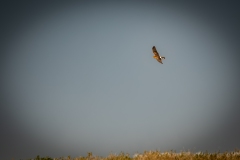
[{"x1": 30, "y1": 150, "x2": 240, "y2": 160}]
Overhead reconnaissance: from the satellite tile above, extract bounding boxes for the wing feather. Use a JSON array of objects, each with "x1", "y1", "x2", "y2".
[
  {"x1": 156, "y1": 57, "x2": 163, "y2": 64},
  {"x1": 152, "y1": 46, "x2": 159, "y2": 56}
]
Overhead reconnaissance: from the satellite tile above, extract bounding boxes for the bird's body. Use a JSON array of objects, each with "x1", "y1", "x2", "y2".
[{"x1": 152, "y1": 46, "x2": 165, "y2": 64}]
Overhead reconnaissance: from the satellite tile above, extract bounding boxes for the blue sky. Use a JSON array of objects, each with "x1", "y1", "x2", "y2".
[{"x1": 1, "y1": 1, "x2": 240, "y2": 159}]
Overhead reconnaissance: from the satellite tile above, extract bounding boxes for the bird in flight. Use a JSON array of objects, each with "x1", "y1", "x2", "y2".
[{"x1": 152, "y1": 46, "x2": 165, "y2": 64}]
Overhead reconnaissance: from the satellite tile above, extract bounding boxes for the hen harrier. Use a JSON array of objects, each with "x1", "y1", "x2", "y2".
[{"x1": 152, "y1": 46, "x2": 165, "y2": 64}]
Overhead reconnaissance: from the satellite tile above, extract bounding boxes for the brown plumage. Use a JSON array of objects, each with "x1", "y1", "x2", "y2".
[{"x1": 152, "y1": 46, "x2": 165, "y2": 64}]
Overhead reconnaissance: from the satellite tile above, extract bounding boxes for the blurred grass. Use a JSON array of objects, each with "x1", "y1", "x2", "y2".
[{"x1": 29, "y1": 150, "x2": 240, "y2": 160}]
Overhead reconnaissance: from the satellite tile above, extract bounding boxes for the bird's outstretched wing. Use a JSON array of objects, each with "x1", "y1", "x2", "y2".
[
  {"x1": 156, "y1": 57, "x2": 163, "y2": 64},
  {"x1": 152, "y1": 46, "x2": 163, "y2": 64},
  {"x1": 152, "y1": 46, "x2": 159, "y2": 57}
]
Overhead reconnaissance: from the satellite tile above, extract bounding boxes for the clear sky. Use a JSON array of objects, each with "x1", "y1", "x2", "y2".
[{"x1": 1, "y1": 1, "x2": 240, "y2": 159}]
